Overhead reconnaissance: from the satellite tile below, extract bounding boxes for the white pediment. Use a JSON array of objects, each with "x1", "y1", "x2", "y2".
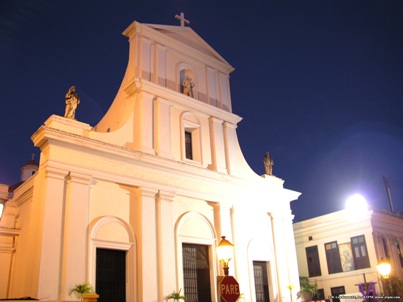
[{"x1": 145, "y1": 24, "x2": 230, "y2": 65}]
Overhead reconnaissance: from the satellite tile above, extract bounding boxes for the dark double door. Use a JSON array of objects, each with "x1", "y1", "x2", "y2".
[{"x1": 96, "y1": 248, "x2": 126, "y2": 302}]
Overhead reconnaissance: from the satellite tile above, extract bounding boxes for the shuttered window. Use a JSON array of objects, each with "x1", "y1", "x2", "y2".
[
  {"x1": 325, "y1": 241, "x2": 342, "y2": 274},
  {"x1": 306, "y1": 246, "x2": 321, "y2": 277},
  {"x1": 351, "y1": 235, "x2": 370, "y2": 269}
]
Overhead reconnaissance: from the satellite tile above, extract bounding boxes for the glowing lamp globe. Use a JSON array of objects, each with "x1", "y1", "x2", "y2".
[
  {"x1": 217, "y1": 236, "x2": 234, "y2": 276},
  {"x1": 377, "y1": 258, "x2": 391, "y2": 279},
  {"x1": 217, "y1": 236, "x2": 234, "y2": 261}
]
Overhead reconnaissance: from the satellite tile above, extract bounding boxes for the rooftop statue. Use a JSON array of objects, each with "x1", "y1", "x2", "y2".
[
  {"x1": 64, "y1": 86, "x2": 80, "y2": 119},
  {"x1": 264, "y1": 152, "x2": 274, "y2": 175}
]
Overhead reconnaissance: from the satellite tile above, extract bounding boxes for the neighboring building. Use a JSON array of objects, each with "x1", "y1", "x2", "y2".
[
  {"x1": 293, "y1": 208, "x2": 403, "y2": 300},
  {"x1": 0, "y1": 18, "x2": 301, "y2": 301},
  {"x1": 0, "y1": 159, "x2": 38, "y2": 297}
]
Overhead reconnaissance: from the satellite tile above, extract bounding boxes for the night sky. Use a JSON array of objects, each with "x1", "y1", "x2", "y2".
[{"x1": 1, "y1": 0, "x2": 402, "y2": 221}]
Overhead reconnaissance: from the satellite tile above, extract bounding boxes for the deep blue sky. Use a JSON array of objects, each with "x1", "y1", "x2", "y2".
[{"x1": 1, "y1": 0, "x2": 402, "y2": 221}]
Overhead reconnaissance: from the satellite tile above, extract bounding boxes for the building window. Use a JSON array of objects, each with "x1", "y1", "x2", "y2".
[
  {"x1": 182, "y1": 243, "x2": 212, "y2": 302},
  {"x1": 306, "y1": 246, "x2": 321, "y2": 277},
  {"x1": 331, "y1": 286, "x2": 345, "y2": 302},
  {"x1": 314, "y1": 289, "x2": 325, "y2": 300},
  {"x1": 185, "y1": 131, "x2": 193, "y2": 159},
  {"x1": 325, "y1": 241, "x2": 342, "y2": 274},
  {"x1": 181, "y1": 112, "x2": 202, "y2": 163},
  {"x1": 253, "y1": 261, "x2": 270, "y2": 302},
  {"x1": 351, "y1": 235, "x2": 370, "y2": 269}
]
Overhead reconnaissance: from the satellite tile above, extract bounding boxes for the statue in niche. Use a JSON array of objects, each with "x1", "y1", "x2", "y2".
[
  {"x1": 64, "y1": 86, "x2": 80, "y2": 119},
  {"x1": 264, "y1": 152, "x2": 274, "y2": 175},
  {"x1": 182, "y1": 75, "x2": 194, "y2": 97}
]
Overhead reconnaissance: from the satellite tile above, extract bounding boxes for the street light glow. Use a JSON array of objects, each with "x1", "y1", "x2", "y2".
[{"x1": 345, "y1": 194, "x2": 368, "y2": 212}]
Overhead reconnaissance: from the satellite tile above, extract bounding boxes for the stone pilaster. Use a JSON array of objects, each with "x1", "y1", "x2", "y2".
[
  {"x1": 133, "y1": 92, "x2": 155, "y2": 154},
  {"x1": 269, "y1": 211, "x2": 293, "y2": 302},
  {"x1": 209, "y1": 201, "x2": 233, "y2": 275},
  {"x1": 60, "y1": 172, "x2": 92, "y2": 300},
  {"x1": 36, "y1": 167, "x2": 68, "y2": 300},
  {"x1": 134, "y1": 187, "x2": 158, "y2": 302},
  {"x1": 208, "y1": 117, "x2": 227, "y2": 174},
  {"x1": 156, "y1": 190, "x2": 176, "y2": 300}
]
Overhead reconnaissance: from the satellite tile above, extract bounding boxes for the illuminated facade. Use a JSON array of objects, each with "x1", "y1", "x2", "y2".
[
  {"x1": 0, "y1": 20, "x2": 300, "y2": 301},
  {"x1": 293, "y1": 208, "x2": 403, "y2": 300}
]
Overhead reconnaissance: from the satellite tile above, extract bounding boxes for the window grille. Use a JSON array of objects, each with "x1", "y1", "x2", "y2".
[
  {"x1": 253, "y1": 261, "x2": 269, "y2": 302},
  {"x1": 182, "y1": 244, "x2": 211, "y2": 302}
]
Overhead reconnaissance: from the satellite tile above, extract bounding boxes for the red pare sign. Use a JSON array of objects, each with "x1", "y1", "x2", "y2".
[{"x1": 220, "y1": 276, "x2": 240, "y2": 302}]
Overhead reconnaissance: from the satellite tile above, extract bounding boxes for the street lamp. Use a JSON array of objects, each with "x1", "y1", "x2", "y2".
[
  {"x1": 377, "y1": 257, "x2": 392, "y2": 296},
  {"x1": 377, "y1": 258, "x2": 391, "y2": 279},
  {"x1": 217, "y1": 236, "x2": 234, "y2": 276}
]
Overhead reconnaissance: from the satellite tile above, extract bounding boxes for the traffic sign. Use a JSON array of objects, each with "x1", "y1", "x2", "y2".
[{"x1": 219, "y1": 276, "x2": 240, "y2": 302}]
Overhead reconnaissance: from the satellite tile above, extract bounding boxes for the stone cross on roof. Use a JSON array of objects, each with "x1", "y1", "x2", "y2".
[{"x1": 175, "y1": 12, "x2": 190, "y2": 27}]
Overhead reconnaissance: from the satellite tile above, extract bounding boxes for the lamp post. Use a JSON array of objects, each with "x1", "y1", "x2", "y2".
[
  {"x1": 377, "y1": 258, "x2": 392, "y2": 296},
  {"x1": 217, "y1": 236, "x2": 234, "y2": 276}
]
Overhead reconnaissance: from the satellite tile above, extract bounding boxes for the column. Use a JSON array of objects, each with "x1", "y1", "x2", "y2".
[
  {"x1": 222, "y1": 122, "x2": 239, "y2": 176},
  {"x1": 136, "y1": 30, "x2": 142, "y2": 79},
  {"x1": 208, "y1": 117, "x2": 227, "y2": 174},
  {"x1": 152, "y1": 42, "x2": 157, "y2": 84},
  {"x1": 132, "y1": 187, "x2": 158, "y2": 302},
  {"x1": 387, "y1": 235, "x2": 399, "y2": 276},
  {"x1": 209, "y1": 201, "x2": 233, "y2": 275},
  {"x1": 34, "y1": 167, "x2": 67, "y2": 299},
  {"x1": 133, "y1": 92, "x2": 155, "y2": 154},
  {"x1": 60, "y1": 172, "x2": 92, "y2": 300},
  {"x1": 156, "y1": 190, "x2": 176, "y2": 300},
  {"x1": 269, "y1": 212, "x2": 289, "y2": 302},
  {"x1": 283, "y1": 210, "x2": 300, "y2": 301}
]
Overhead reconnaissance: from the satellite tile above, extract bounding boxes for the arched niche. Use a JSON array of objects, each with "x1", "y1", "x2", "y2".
[{"x1": 177, "y1": 63, "x2": 197, "y2": 98}]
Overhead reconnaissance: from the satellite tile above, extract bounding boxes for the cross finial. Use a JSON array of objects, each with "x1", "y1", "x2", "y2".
[
  {"x1": 31, "y1": 153, "x2": 35, "y2": 160},
  {"x1": 175, "y1": 12, "x2": 190, "y2": 27}
]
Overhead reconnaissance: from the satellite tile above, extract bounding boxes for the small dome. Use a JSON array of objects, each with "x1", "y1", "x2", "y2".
[
  {"x1": 20, "y1": 159, "x2": 39, "y2": 182},
  {"x1": 22, "y1": 159, "x2": 39, "y2": 168}
]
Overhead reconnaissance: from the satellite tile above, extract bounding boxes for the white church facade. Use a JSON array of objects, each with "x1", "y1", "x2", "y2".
[{"x1": 0, "y1": 18, "x2": 301, "y2": 302}]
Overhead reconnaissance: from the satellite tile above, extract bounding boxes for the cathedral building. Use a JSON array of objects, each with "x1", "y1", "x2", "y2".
[{"x1": 0, "y1": 17, "x2": 300, "y2": 302}]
